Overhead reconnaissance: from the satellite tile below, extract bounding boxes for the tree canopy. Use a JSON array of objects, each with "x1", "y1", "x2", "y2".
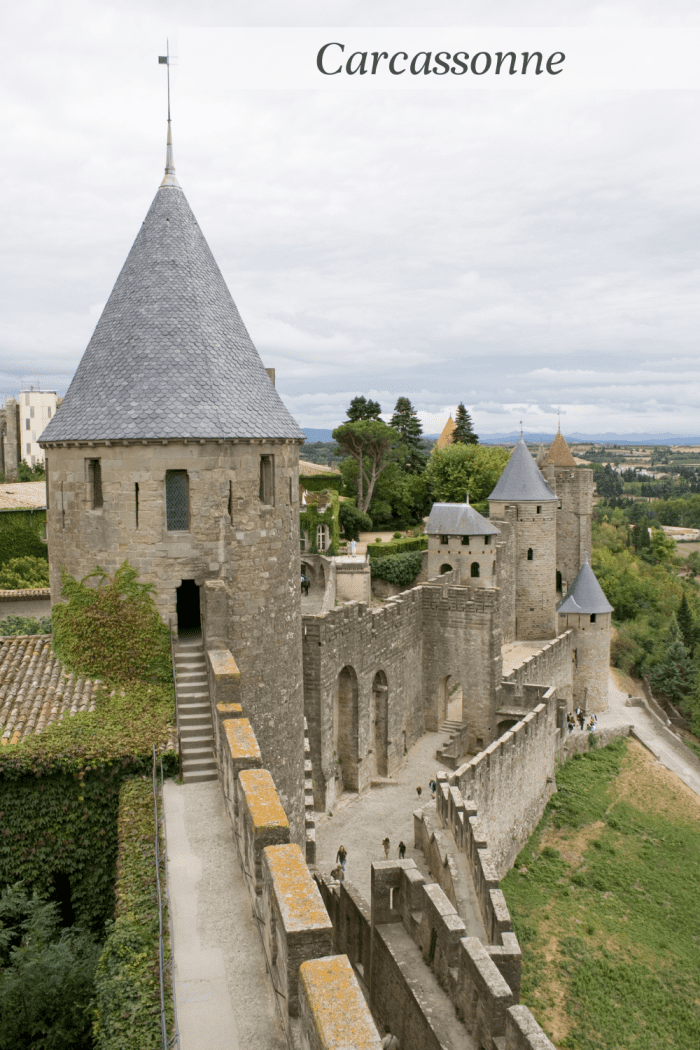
[
  {"x1": 424, "y1": 443, "x2": 509, "y2": 505},
  {"x1": 389, "y1": 397, "x2": 426, "y2": 473},
  {"x1": 345, "y1": 396, "x2": 382, "y2": 422},
  {"x1": 452, "y1": 403, "x2": 478, "y2": 445},
  {"x1": 332, "y1": 419, "x2": 395, "y2": 513}
]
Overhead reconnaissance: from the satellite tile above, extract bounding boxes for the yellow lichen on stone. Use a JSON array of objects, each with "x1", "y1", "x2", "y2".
[
  {"x1": 239, "y1": 769, "x2": 289, "y2": 831},
  {"x1": 300, "y1": 956, "x2": 382, "y2": 1050},
  {"x1": 224, "y1": 717, "x2": 261, "y2": 761},
  {"x1": 265, "y1": 844, "x2": 332, "y2": 932},
  {"x1": 217, "y1": 702, "x2": 242, "y2": 717},
  {"x1": 208, "y1": 649, "x2": 241, "y2": 679}
]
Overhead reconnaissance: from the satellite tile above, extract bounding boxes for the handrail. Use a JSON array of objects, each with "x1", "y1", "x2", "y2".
[
  {"x1": 153, "y1": 746, "x2": 180, "y2": 1049},
  {"x1": 169, "y1": 618, "x2": 181, "y2": 777}
]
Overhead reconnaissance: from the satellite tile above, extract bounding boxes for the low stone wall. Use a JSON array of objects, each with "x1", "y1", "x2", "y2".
[
  {"x1": 0, "y1": 588, "x2": 51, "y2": 601},
  {"x1": 451, "y1": 693, "x2": 559, "y2": 876},
  {"x1": 501, "y1": 632, "x2": 573, "y2": 708}
]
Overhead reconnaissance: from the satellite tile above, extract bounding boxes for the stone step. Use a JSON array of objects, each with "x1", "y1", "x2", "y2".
[
  {"x1": 178, "y1": 703, "x2": 210, "y2": 717},
  {"x1": 182, "y1": 754, "x2": 217, "y2": 772},
  {"x1": 180, "y1": 732, "x2": 214, "y2": 747},
  {"x1": 181, "y1": 745, "x2": 214, "y2": 761},
  {"x1": 180, "y1": 722, "x2": 212, "y2": 738},
  {"x1": 177, "y1": 687, "x2": 209, "y2": 698},
  {"x1": 182, "y1": 769, "x2": 219, "y2": 784}
]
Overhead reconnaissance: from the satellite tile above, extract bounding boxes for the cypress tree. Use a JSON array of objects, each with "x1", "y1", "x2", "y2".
[
  {"x1": 651, "y1": 618, "x2": 695, "y2": 706},
  {"x1": 677, "y1": 592, "x2": 695, "y2": 654},
  {"x1": 389, "y1": 397, "x2": 426, "y2": 473},
  {"x1": 452, "y1": 403, "x2": 478, "y2": 445}
]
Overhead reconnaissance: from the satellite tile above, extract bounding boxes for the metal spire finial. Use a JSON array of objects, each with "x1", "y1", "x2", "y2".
[
  {"x1": 159, "y1": 41, "x2": 180, "y2": 188},
  {"x1": 557, "y1": 411, "x2": 561, "y2": 433},
  {"x1": 519, "y1": 420, "x2": 523, "y2": 440}
]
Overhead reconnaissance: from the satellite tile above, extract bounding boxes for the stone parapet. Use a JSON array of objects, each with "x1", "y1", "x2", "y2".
[
  {"x1": 298, "y1": 956, "x2": 382, "y2": 1050},
  {"x1": 261, "y1": 843, "x2": 334, "y2": 1022},
  {"x1": 0, "y1": 588, "x2": 51, "y2": 601},
  {"x1": 219, "y1": 717, "x2": 262, "y2": 815},
  {"x1": 237, "y1": 768, "x2": 290, "y2": 901}
]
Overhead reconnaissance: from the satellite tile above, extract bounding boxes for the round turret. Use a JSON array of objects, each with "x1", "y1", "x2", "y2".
[{"x1": 557, "y1": 555, "x2": 613, "y2": 712}]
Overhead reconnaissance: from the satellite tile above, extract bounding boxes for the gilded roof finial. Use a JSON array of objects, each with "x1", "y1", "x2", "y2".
[{"x1": 159, "y1": 41, "x2": 180, "y2": 188}]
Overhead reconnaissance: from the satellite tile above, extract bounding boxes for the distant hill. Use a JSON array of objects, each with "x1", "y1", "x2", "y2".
[{"x1": 303, "y1": 427, "x2": 700, "y2": 447}]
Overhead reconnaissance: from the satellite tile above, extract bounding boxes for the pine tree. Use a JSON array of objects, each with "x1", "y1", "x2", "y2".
[
  {"x1": 389, "y1": 397, "x2": 426, "y2": 473},
  {"x1": 633, "y1": 515, "x2": 651, "y2": 554},
  {"x1": 346, "y1": 396, "x2": 382, "y2": 422},
  {"x1": 677, "y1": 592, "x2": 696, "y2": 654},
  {"x1": 452, "y1": 403, "x2": 478, "y2": 445},
  {"x1": 651, "y1": 618, "x2": 695, "y2": 706}
]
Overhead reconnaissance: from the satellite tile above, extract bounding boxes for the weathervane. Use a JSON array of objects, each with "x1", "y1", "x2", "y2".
[{"x1": 158, "y1": 41, "x2": 178, "y2": 187}]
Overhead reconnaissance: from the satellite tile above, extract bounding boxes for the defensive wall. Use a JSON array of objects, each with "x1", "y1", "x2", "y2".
[
  {"x1": 301, "y1": 570, "x2": 506, "y2": 810},
  {"x1": 544, "y1": 465, "x2": 594, "y2": 595},
  {"x1": 500, "y1": 632, "x2": 574, "y2": 716},
  {"x1": 202, "y1": 640, "x2": 383, "y2": 1049}
]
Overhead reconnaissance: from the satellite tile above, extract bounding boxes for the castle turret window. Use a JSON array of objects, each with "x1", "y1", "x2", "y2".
[
  {"x1": 527, "y1": 547, "x2": 533, "y2": 560},
  {"x1": 471, "y1": 562, "x2": 480, "y2": 578},
  {"x1": 440, "y1": 535, "x2": 449, "y2": 545},
  {"x1": 461, "y1": 535, "x2": 470, "y2": 546},
  {"x1": 536, "y1": 505, "x2": 541, "y2": 514},
  {"x1": 259, "y1": 455, "x2": 275, "y2": 506},
  {"x1": 166, "y1": 470, "x2": 189, "y2": 530},
  {"x1": 88, "y1": 459, "x2": 103, "y2": 509},
  {"x1": 484, "y1": 535, "x2": 490, "y2": 545},
  {"x1": 590, "y1": 613, "x2": 597, "y2": 623}
]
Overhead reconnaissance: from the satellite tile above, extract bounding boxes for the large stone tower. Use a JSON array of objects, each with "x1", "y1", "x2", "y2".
[
  {"x1": 557, "y1": 554, "x2": 613, "y2": 713},
  {"x1": 541, "y1": 429, "x2": 594, "y2": 595},
  {"x1": 40, "y1": 126, "x2": 308, "y2": 844},
  {"x1": 488, "y1": 438, "x2": 558, "y2": 640}
]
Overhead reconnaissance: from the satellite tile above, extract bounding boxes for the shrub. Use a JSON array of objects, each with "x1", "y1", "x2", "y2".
[
  {"x1": 338, "y1": 501, "x2": 372, "y2": 541},
  {"x1": 367, "y1": 535, "x2": 428, "y2": 560},
  {"x1": 52, "y1": 561, "x2": 171, "y2": 684},
  {"x1": 0, "y1": 883, "x2": 101, "y2": 1050},
  {"x1": 0, "y1": 614, "x2": 52, "y2": 636},
  {"x1": 371, "y1": 550, "x2": 423, "y2": 587},
  {"x1": 0, "y1": 555, "x2": 50, "y2": 589},
  {"x1": 0, "y1": 511, "x2": 48, "y2": 567}
]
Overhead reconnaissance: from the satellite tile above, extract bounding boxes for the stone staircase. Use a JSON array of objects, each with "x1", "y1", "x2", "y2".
[
  {"x1": 436, "y1": 718, "x2": 467, "y2": 770},
  {"x1": 174, "y1": 636, "x2": 217, "y2": 784}
]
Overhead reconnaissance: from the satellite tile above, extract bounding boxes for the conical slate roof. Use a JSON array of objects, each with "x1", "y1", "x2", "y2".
[
  {"x1": 41, "y1": 174, "x2": 304, "y2": 443},
  {"x1": 557, "y1": 555, "x2": 613, "y2": 615},
  {"x1": 488, "y1": 439, "x2": 557, "y2": 502},
  {"x1": 545, "y1": 431, "x2": 576, "y2": 467}
]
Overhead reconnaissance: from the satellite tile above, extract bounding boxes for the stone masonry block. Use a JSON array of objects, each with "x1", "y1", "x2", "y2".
[
  {"x1": 238, "y1": 768, "x2": 290, "y2": 900},
  {"x1": 505, "y1": 1005, "x2": 556, "y2": 1049},
  {"x1": 298, "y1": 956, "x2": 382, "y2": 1050}
]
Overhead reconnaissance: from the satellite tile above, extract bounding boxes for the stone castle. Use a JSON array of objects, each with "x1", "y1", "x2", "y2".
[{"x1": 37, "y1": 126, "x2": 616, "y2": 1050}]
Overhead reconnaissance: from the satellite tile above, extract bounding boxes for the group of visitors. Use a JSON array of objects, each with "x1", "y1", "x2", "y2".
[
  {"x1": 566, "y1": 708, "x2": 598, "y2": 734},
  {"x1": 331, "y1": 838, "x2": 408, "y2": 881}
]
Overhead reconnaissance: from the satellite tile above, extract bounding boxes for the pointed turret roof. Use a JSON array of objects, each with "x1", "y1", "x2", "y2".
[
  {"x1": 536, "y1": 441, "x2": 546, "y2": 466},
  {"x1": 545, "y1": 431, "x2": 576, "y2": 467},
  {"x1": 557, "y1": 554, "x2": 613, "y2": 615},
  {"x1": 488, "y1": 438, "x2": 557, "y2": 502},
  {"x1": 41, "y1": 132, "x2": 304, "y2": 444},
  {"x1": 434, "y1": 415, "x2": 456, "y2": 450}
]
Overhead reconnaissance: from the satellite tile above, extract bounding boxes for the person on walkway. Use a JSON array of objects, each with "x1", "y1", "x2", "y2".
[
  {"x1": 336, "y1": 845, "x2": 347, "y2": 871},
  {"x1": 382, "y1": 1028, "x2": 399, "y2": 1050},
  {"x1": 350, "y1": 539, "x2": 357, "y2": 556},
  {"x1": 587, "y1": 715, "x2": 597, "y2": 733},
  {"x1": 577, "y1": 709, "x2": 586, "y2": 731},
  {"x1": 382, "y1": 837, "x2": 390, "y2": 860},
  {"x1": 398, "y1": 841, "x2": 406, "y2": 860},
  {"x1": 331, "y1": 865, "x2": 345, "y2": 883},
  {"x1": 416, "y1": 785, "x2": 422, "y2": 800},
  {"x1": 567, "y1": 714, "x2": 575, "y2": 734},
  {"x1": 429, "y1": 778, "x2": 437, "y2": 799},
  {"x1": 301, "y1": 573, "x2": 310, "y2": 596}
]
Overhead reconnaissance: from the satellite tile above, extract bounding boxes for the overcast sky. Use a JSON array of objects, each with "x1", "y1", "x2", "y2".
[{"x1": 2, "y1": 1, "x2": 700, "y2": 437}]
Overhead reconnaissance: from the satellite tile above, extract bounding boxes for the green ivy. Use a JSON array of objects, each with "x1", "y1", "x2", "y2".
[
  {"x1": 0, "y1": 683, "x2": 176, "y2": 932},
  {"x1": 299, "y1": 474, "x2": 343, "y2": 494},
  {"x1": 300, "y1": 489, "x2": 340, "y2": 555},
  {"x1": 370, "y1": 550, "x2": 424, "y2": 586},
  {"x1": 0, "y1": 510, "x2": 48, "y2": 567},
  {"x1": 52, "y1": 562, "x2": 171, "y2": 684},
  {"x1": 0, "y1": 614, "x2": 52, "y2": 636},
  {"x1": 367, "y1": 535, "x2": 427, "y2": 560},
  {"x1": 93, "y1": 776, "x2": 172, "y2": 1050},
  {"x1": 0, "y1": 555, "x2": 50, "y2": 589}
]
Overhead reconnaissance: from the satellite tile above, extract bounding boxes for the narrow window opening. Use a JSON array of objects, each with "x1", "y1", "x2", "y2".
[
  {"x1": 228, "y1": 480, "x2": 233, "y2": 518},
  {"x1": 134, "y1": 483, "x2": 139, "y2": 527},
  {"x1": 47, "y1": 406, "x2": 52, "y2": 418},
  {"x1": 88, "y1": 459, "x2": 103, "y2": 509},
  {"x1": 536, "y1": 505, "x2": 541, "y2": 514},
  {"x1": 440, "y1": 534, "x2": 449, "y2": 545},
  {"x1": 61, "y1": 482, "x2": 65, "y2": 529},
  {"x1": 259, "y1": 455, "x2": 274, "y2": 505},
  {"x1": 590, "y1": 613, "x2": 597, "y2": 623},
  {"x1": 461, "y1": 535, "x2": 470, "y2": 546},
  {"x1": 484, "y1": 534, "x2": 490, "y2": 545},
  {"x1": 470, "y1": 562, "x2": 480, "y2": 578},
  {"x1": 30, "y1": 406, "x2": 34, "y2": 418},
  {"x1": 166, "y1": 470, "x2": 189, "y2": 530},
  {"x1": 25, "y1": 418, "x2": 30, "y2": 430},
  {"x1": 527, "y1": 547, "x2": 533, "y2": 561}
]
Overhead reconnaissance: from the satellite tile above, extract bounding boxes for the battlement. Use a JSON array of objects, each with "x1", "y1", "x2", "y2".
[{"x1": 299, "y1": 956, "x2": 383, "y2": 1050}]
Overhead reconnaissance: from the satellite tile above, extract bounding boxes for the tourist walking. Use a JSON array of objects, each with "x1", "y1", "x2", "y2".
[
  {"x1": 429, "y1": 778, "x2": 437, "y2": 799},
  {"x1": 416, "y1": 785, "x2": 422, "y2": 800},
  {"x1": 382, "y1": 1028, "x2": 400, "y2": 1050},
  {"x1": 336, "y1": 845, "x2": 347, "y2": 872},
  {"x1": 398, "y1": 841, "x2": 406, "y2": 860},
  {"x1": 331, "y1": 864, "x2": 345, "y2": 883},
  {"x1": 350, "y1": 539, "x2": 357, "y2": 555},
  {"x1": 577, "y1": 709, "x2": 586, "y2": 731},
  {"x1": 382, "y1": 836, "x2": 390, "y2": 860}
]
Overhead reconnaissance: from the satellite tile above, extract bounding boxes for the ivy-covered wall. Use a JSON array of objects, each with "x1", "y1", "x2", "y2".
[
  {"x1": 0, "y1": 509, "x2": 48, "y2": 566},
  {"x1": 299, "y1": 474, "x2": 343, "y2": 494},
  {"x1": 300, "y1": 489, "x2": 341, "y2": 555},
  {"x1": 93, "y1": 775, "x2": 172, "y2": 1050},
  {"x1": 0, "y1": 683, "x2": 176, "y2": 932}
]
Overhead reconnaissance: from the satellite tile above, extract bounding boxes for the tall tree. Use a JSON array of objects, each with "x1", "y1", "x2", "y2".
[
  {"x1": 389, "y1": 397, "x2": 426, "y2": 473},
  {"x1": 332, "y1": 419, "x2": 395, "y2": 513},
  {"x1": 452, "y1": 403, "x2": 478, "y2": 445},
  {"x1": 346, "y1": 396, "x2": 382, "y2": 422},
  {"x1": 424, "y1": 444, "x2": 509, "y2": 505},
  {"x1": 677, "y1": 592, "x2": 696, "y2": 654},
  {"x1": 651, "y1": 618, "x2": 695, "y2": 706}
]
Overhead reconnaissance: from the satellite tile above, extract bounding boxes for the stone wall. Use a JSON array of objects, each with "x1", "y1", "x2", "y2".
[
  {"x1": 426, "y1": 533, "x2": 496, "y2": 586},
  {"x1": 489, "y1": 500, "x2": 557, "y2": 640},
  {"x1": 491, "y1": 509, "x2": 516, "y2": 645},
  {"x1": 451, "y1": 694, "x2": 559, "y2": 876},
  {"x1": 0, "y1": 398, "x2": 20, "y2": 478},
  {"x1": 501, "y1": 632, "x2": 574, "y2": 712},
  {"x1": 336, "y1": 559, "x2": 371, "y2": 604},
  {"x1": 544, "y1": 465, "x2": 593, "y2": 594},
  {"x1": 42, "y1": 438, "x2": 306, "y2": 846},
  {"x1": 298, "y1": 956, "x2": 382, "y2": 1050}
]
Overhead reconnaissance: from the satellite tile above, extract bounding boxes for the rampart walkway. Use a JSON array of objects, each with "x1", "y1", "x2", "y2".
[{"x1": 163, "y1": 779, "x2": 286, "y2": 1050}]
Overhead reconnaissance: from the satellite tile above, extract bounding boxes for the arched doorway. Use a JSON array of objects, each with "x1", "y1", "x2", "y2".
[
  {"x1": 176, "y1": 580, "x2": 201, "y2": 634},
  {"x1": 470, "y1": 562, "x2": 480, "y2": 578},
  {"x1": 371, "y1": 671, "x2": 388, "y2": 776},
  {"x1": 443, "y1": 674, "x2": 463, "y2": 724},
  {"x1": 334, "y1": 665, "x2": 359, "y2": 792},
  {"x1": 497, "y1": 719, "x2": 518, "y2": 737},
  {"x1": 440, "y1": 563, "x2": 453, "y2": 574}
]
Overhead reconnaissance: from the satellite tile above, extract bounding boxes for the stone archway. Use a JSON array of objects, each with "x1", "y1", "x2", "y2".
[
  {"x1": 440, "y1": 563, "x2": 453, "y2": 574},
  {"x1": 371, "y1": 670, "x2": 388, "y2": 777},
  {"x1": 334, "y1": 665, "x2": 359, "y2": 792},
  {"x1": 443, "y1": 674, "x2": 463, "y2": 724}
]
